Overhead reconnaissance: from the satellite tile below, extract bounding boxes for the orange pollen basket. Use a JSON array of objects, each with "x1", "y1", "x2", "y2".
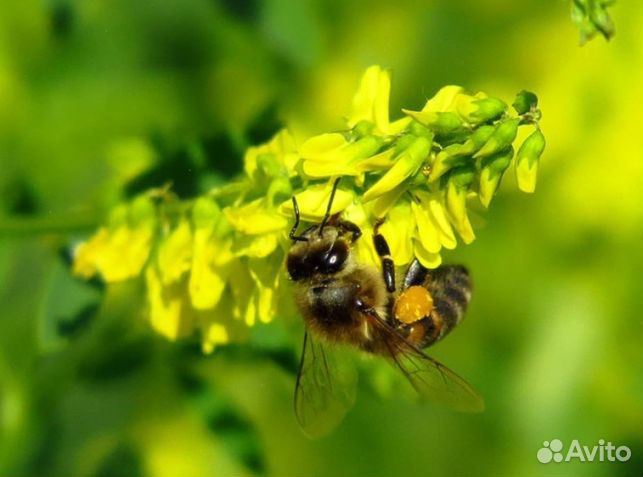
[{"x1": 394, "y1": 285, "x2": 434, "y2": 324}]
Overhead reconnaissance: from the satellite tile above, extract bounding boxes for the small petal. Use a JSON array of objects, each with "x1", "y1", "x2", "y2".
[
  {"x1": 515, "y1": 129, "x2": 545, "y2": 193},
  {"x1": 157, "y1": 219, "x2": 193, "y2": 285},
  {"x1": 455, "y1": 93, "x2": 506, "y2": 125},
  {"x1": 342, "y1": 204, "x2": 378, "y2": 266},
  {"x1": 72, "y1": 227, "x2": 109, "y2": 279},
  {"x1": 479, "y1": 147, "x2": 514, "y2": 207},
  {"x1": 428, "y1": 145, "x2": 474, "y2": 183},
  {"x1": 146, "y1": 265, "x2": 194, "y2": 340},
  {"x1": 378, "y1": 199, "x2": 415, "y2": 266},
  {"x1": 299, "y1": 133, "x2": 347, "y2": 160},
  {"x1": 231, "y1": 233, "x2": 280, "y2": 258},
  {"x1": 473, "y1": 118, "x2": 520, "y2": 158},
  {"x1": 189, "y1": 241, "x2": 230, "y2": 310},
  {"x1": 301, "y1": 134, "x2": 384, "y2": 178},
  {"x1": 73, "y1": 198, "x2": 157, "y2": 282},
  {"x1": 249, "y1": 255, "x2": 283, "y2": 324},
  {"x1": 244, "y1": 129, "x2": 298, "y2": 180},
  {"x1": 416, "y1": 191, "x2": 457, "y2": 250},
  {"x1": 348, "y1": 65, "x2": 391, "y2": 135},
  {"x1": 411, "y1": 200, "x2": 441, "y2": 254},
  {"x1": 419, "y1": 85, "x2": 464, "y2": 113},
  {"x1": 402, "y1": 111, "x2": 464, "y2": 136},
  {"x1": 445, "y1": 166, "x2": 476, "y2": 228},
  {"x1": 413, "y1": 239, "x2": 442, "y2": 269},
  {"x1": 201, "y1": 323, "x2": 229, "y2": 354},
  {"x1": 225, "y1": 198, "x2": 288, "y2": 235},
  {"x1": 280, "y1": 182, "x2": 354, "y2": 221},
  {"x1": 363, "y1": 135, "x2": 432, "y2": 202},
  {"x1": 228, "y1": 260, "x2": 258, "y2": 326},
  {"x1": 354, "y1": 147, "x2": 396, "y2": 173},
  {"x1": 189, "y1": 198, "x2": 233, "y2": 309},
  {"x1": 371, "y1": 183, "x2": 407, "y2": 218}
]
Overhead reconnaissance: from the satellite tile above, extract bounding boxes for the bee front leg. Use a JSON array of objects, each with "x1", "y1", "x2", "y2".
[
  {"x1": 372, "y1": 219, "x2": 396, "y2": 294},
  {"x1": 338, "y1": 220, "x2": 362, "y2": 242}
]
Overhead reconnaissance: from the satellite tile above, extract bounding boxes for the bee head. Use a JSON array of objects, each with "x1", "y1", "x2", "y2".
[
  {"x1": 287, "y1": 229, "x2": 350, "y2": 281},
  {"x1": 288, "y1": 178, "x2": 354, "y2": 281}
]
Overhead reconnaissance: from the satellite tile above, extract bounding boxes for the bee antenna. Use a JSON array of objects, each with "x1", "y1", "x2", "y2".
[
  {"x1": 289, "y1": 196, "x2": 308, "y2": 242},
  {"x1": 319, "y1": 177, "x2": 341, "y2": 236}
]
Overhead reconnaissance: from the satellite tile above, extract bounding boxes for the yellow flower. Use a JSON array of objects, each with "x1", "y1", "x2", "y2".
[
  {"x1": 198, "y1": 293, "x2": 246, "y2": 353},
  {"x1": 363, "y1": 134, "x2": 432, "y2": 202},
  {"x1": 377, "y1": 199, "x2": 416, "y2": 266},
  {"x1": 189, "y1": 197, "x2": 233, "y2": 310},
  {"x1": 71, "y1": 65, "x2": 543, "y2": 350},
  {"x1": 243, "y1": 129, "x2": 299, "y2": 181},
  {"x1": 279, "y1": 182, "x2": 355, "y2": 221},
  {"x1": 73, "y1": 196, "x2": 157, "y2": 282},
  {"x1": 402, "y1": 85, "x2": 464, "y2": 124},
  {"x1": 248, "y1": 256, "x2": 285, "y2": 324},
  {"x1": 225, "y1": 197, "x2": 289, "y2": 258},
  {"x1": 201, "y1": 322, "x2": 229, "y2": 354},
  {"x1": 342, "y1": 203, "x2": 379, "y2": 266},
  {"x1": 444, "y1": 168, "x2": 476, "y2": 244},
  {"x1": 225, "y1": 198, "x2": 289, "y2": 235},
  {"x1": 145, "y1": 264, "x2": 195, "y2": 340},
  {"x1": 156, "y1": 218, "x2": 193, "y2": 285},
  {"x1": 414, "y1": 191, "x2": 457, "y2": 250},
  {"x1": 348, "y1": 65, "x2": 410, "y2": 136},
  {"x1": 299, "y1": 133, "x2": 384, "y2": 178}
]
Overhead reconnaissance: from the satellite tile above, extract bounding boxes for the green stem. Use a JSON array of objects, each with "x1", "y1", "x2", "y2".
[{"x1": 0, "y1": 213, "x2": 98, "y2": 236}]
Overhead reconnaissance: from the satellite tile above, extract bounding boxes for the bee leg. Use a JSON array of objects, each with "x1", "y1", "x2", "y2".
[
  {"x1": 338, "y1": 220, "x2": 362, "y2": 241},
  {"x1": 372, "y1": 219, "x2": 396, "y2": 293},
  {"x1": 402, "y1": 259, "x2": 428, "y2": 290}
]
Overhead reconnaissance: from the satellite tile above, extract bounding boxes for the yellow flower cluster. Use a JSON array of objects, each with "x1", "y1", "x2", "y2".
[{"x1": 73, "y1": 65, "x2": 544, "y2": 351}]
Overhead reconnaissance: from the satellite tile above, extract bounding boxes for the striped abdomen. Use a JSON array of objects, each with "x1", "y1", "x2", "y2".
[{"x1": 398, "y1": 265, "x2": 472, "y2": 349}]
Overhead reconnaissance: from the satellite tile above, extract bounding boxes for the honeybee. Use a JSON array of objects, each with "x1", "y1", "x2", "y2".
[{"x1": 286, "y1": 179, "x2": 484, "y2": 437}]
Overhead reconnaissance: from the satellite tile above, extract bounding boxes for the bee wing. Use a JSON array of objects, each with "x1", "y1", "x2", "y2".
[
  {"x1": 366, "y1": 311, "x2": 484, "y2": 413},
  {"x1": 294, "y1": 331, "x2": 358, "y2": 438}
]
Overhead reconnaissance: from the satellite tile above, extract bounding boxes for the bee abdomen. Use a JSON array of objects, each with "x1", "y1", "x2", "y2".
[
  {"x1": 426, "y1": 265, "x2": 471, "y2": 343},
  {"x1": 403, "y1": 265, "x2": 471, "y2": 349}
]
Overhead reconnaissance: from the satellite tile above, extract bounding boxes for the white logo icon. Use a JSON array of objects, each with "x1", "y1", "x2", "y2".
[
  {"x1": 537, "y1": 439, "x2": 564, "y2": 463},
  {"x1": 537, "y1": 439, "x2": 631, "y2": 464}
]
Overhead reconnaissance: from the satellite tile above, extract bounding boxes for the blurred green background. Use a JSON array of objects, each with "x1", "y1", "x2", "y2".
[{"x1": 0, "y1": 1, "x2": 641, "y2": 476}]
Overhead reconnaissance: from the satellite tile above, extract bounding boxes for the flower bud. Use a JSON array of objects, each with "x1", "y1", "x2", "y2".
[
  {"x1": 428, "y1": 146, "x2": 472, "y2": 183},
  {"x1": 301, "y1": 134, "x2": 384, "y2": 178},
  {"x1": 512, "y1": 90, "x2": 538, "y2": 115},
  {"x1": 479, "y1": 147, "x2": 514, "y2": 207},
  {"x1": 515, "y1": 129, "x2": 545, "y2": 193},
  {"x1": 473, "y1": 118, "x2": 520, "y2": 158},
  {"x1": 445, "y1": 166, "x2": 475, "y2": 221},
  {"x1": 363, "y1": 134, "x2": 432, "y2": 202},
  {"x1": 457, "y1": 94, "x2": 507, "y2": 124},
  {"x1": 353, "y1": 119, "x2": 375, "y2": 137},
  {"x1": 129, "y1": 195, "x2": 156, "y2": 228},
  {"x1": 461, "y1": 125, "x2": 496, "y2": 154},
  {"x1": 192, "y1": 196, "x2": 221, "y2": 230},
  {"x1": 444, "y1": 166, "x2": 476, "y2": 243},
  {"x1": 403, "y1": 110, "x2": 464, "y2": 136},
  {"x1": 420, "y1": 85, "x2": 464, "y2": 112}
]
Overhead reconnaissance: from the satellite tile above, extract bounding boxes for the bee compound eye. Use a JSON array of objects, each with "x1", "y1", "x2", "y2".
[
  {"x1": 287, "y1": 253, "x2": 310, "y2": 281},
  {"x1": 319, "y1": 242, "x2": 348, "y2": 274}
]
